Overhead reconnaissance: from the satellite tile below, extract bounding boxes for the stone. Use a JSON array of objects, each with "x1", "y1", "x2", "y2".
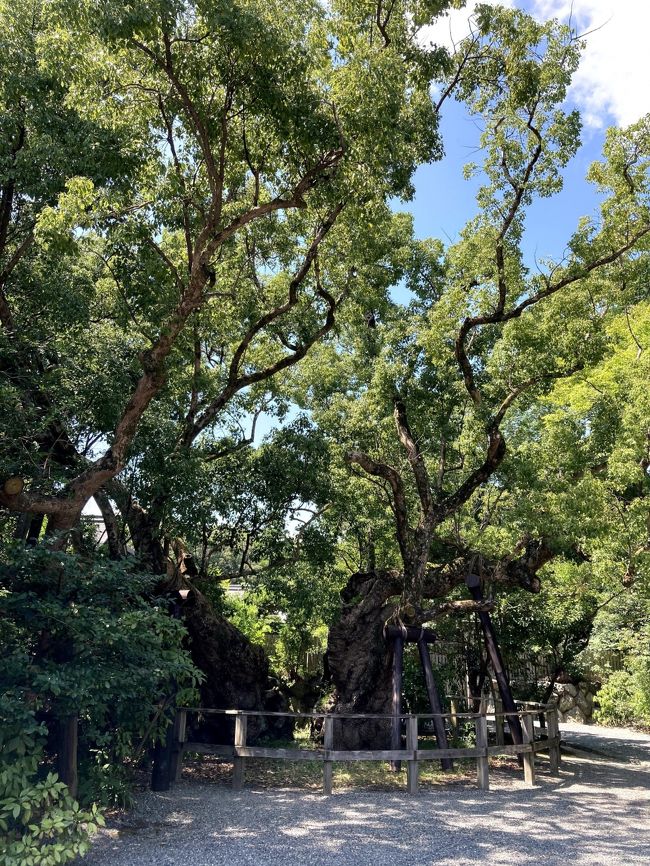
[{"x1": 559, "y1": 695, "x2": 574, "y2": 714}]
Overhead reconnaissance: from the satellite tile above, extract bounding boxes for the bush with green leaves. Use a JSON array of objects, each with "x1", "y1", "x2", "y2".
[
  {"x1": 0, "y1": 695, "x2": 104, "y2": 866},
  {"x1": 0, "y1": 545, "x2": 201, "y2": 809},
  {"x1": 594, "y1": 670, "x2": 646, "y2": 728}
]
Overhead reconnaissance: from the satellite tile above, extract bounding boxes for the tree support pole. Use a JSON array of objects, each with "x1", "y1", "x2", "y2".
[
  {"x1": 390, "y1": 633, "x2": 403, "y2": 772},
  {"x1": 417, "y1": 639, "x2": 453, "y2": 770},
  {"x1": 465, "y1": 574, "x2": 523, "y2": 745}
]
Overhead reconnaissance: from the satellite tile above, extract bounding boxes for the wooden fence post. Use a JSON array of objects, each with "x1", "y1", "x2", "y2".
[
  {"x1": 475, "y1": 713, "x2": 489, "y2": 791},
  {"x1": 521, "y1": 713, "x2": 536, "y2": 786},
  {"x1": 323, "y1": 716, "x2": 333, "y2": 795},
  {"x1": 170, "y1": 709, "x2": 187, "y2": 783},
  {"x1": 57, "y1": 714, "x2": 79, "y2": 799},
  {"x1": 233, "y1": 713, "x2": 247, "y2": 791},
  {"x1": 547, "y1": 707, "x2": 560, "y2": 775},
  {"x1": 406, "y1": 716, "x2": 419, "y2": 795},
  {"x1": 151, "y1": 711, "x2": 175, "y2": 792}
]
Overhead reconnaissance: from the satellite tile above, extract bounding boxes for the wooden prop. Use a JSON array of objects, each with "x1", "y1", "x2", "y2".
[
  {"x1": 385, "y1": 622, "x2": 452, "y2": 770},
  {"x1": 465, "y1": 574, "x2": 523, "y2": 745},
  {"x1": 384, "y1": 624, "x2": 437, "y2": 643},
  {"x1": 417, "y1": 639, "x2": 453, "y2": 770},
  {"x1": 390, "y1": 631, "x2": 404, "y2": 771}
]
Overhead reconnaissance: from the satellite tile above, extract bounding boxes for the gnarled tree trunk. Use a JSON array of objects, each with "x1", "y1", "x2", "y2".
[
  {"x1": 326, "y1": 570, "x2": 402, "y2": 749},
  {"x1": 326, "y1": 542, "x2": 553, "y2": 749},
  {"x1": 183, "y1": 589, "x2": 292, "y2": 744}
]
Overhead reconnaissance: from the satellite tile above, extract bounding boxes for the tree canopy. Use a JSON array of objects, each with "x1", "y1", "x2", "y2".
[{"x1": 1, "y1": 2, "x2": 650, "y2": 860}]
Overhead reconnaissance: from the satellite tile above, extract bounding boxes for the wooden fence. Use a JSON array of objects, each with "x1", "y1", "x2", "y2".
[{"x1": 167, "y1": 702, "x2": 560, "y2": 795}]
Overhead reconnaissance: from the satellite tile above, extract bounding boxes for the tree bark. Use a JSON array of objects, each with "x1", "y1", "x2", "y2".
[
  {"x1": 94, "y1": 490, "x2": 125, "y2": 560},
  {"x1": 326, "y1": 571, "x2": 402, "y2": 748},
  {"x1": 182, "y1": 589, "x2": 292, "y2": 744},
  {"x1": 57, "y1": 715, "x2": 79, "y2": 799}
]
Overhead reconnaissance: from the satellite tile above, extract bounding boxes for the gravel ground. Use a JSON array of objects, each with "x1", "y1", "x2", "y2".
[
  {"x1": 559, "y1": 721, "x2": 650, "y2": 763},
  {"x1": 78, "y1": 742, "x2": 650, "y2": 866}
]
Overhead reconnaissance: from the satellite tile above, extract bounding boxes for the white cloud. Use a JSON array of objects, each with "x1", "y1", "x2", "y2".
[
  {"x1": 530, "y1": 0, "x2": 650, "y2": 128},
  {"x1": 420, "y1": 0, "x2": 514, "y2": 51},
  {"x1": 422, "y1": 0, "x2": 650, "y2": 129}
]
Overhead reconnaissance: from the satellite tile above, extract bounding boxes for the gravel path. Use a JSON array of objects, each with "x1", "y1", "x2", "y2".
[
  {"x1": 559, "y1": 721, "x2": 650, "y2": 763},
  {"x1": 79, "y1": 728, "x2": 650, "y2": 866},
  {"x1": 81, "y1": 724, "x2": 650, "y2": 866}
]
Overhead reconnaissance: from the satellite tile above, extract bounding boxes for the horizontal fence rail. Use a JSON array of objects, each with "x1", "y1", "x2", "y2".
[{"x1": 165, "y1": 702, "x2": 561, "y2": 795}]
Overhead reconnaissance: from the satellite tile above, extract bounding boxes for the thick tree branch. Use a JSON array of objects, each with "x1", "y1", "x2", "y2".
[
  {"x1": 345, "y1": 449, "x2": 411, "y2": 559},
  {"x1": 393, "y1": 396, "x2": 433, "y2": 519},
  {"x1": 420, "y1": 598, "x2": 495, "y2": 619},
  {"x1": 1, "y1": 165, "x2": 344, "y2": 525}
]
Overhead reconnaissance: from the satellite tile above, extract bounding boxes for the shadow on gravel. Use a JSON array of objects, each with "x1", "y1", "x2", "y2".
[{"x1": 80, "y1": 757, "x2": 650, "y2": 866}]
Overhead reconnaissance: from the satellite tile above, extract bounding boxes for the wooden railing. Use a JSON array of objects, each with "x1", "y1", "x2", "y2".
[{"x1": 168, "y1": 702, "x2": 561, "y2": 795}]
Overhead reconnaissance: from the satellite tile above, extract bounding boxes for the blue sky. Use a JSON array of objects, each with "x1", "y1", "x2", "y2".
[
  {"x1": 410, "y1": 0, "x2": 650, "y2": 263},
  {"x1": 407, "y1": 98, "x2": 602, "y2": 264}
]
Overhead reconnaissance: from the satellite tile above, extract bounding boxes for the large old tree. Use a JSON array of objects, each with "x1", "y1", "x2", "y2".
[
  {"x1": 1, "y1": 0, "x2": 465, "y2": 532},
  {"x1": 289, "y1": 8, "x2": 650, "y2": 744},
  {"x1": 0, "y1": 0, "x2": 475, "y2": 745},
  {"x1": 2, "y1": 1, "x2": 649, "y2": 756}
]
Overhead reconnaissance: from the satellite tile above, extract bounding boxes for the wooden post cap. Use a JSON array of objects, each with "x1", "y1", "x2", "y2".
[{"x1": 3, "y1": 476, "x2": 24, "y2": 496}]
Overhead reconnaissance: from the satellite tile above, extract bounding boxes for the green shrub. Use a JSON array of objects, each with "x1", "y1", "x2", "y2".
[
  {"x1": 594, "y1": 669, "x2": 650, "y2": 728},
  {"x1": 0, "y1": 545, "x2": 202, "y2": 813},
  {"x1": 0, "y1": 697, "x2": 104, "y2": 866}
]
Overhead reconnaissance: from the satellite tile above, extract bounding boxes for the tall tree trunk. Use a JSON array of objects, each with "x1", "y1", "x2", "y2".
[
  {"x1": 326, "y1": 571, "x2": 402, "y2": 749},
  {"x1": 95, "y1": 490, "x2": 125, "y2": 560},
  {"x1": 183, "y1": 589, "x2": 291, "y2": 743},
  {"x1": 57, "y1": 715, "x2": 78, "y2": 799}
]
